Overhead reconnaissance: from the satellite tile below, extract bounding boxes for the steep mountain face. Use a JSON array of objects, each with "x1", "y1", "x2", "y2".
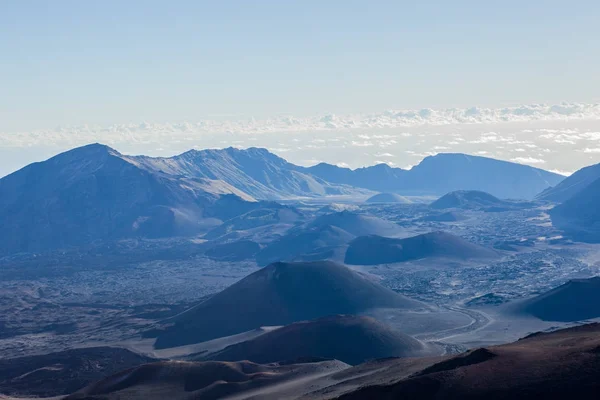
[
  {"x1": 514, "y1": 277, "x2": 600, "y2": 321},
  {"x1": 537, "y1": 162, "x2": 600, "y2": 202},
  {"x1": 154, "y1": 261, "x2": 423, "y2": 348},
  {"x1": 344, "y1": 232, "x2": 496, "y2": 265},
  {"x1": 206, "y1": 315, "x2": 426, "y2": 365},
  {"x1": 0, "y1": 144, "x2": 255, "y2": 254},
  {"x1": 129, "y1": 147, "x2": 363, "y2": 200},
  {"x1": 549, "y1": 177, "x2": 600, "y2": 242},
  {"x1": 304, "y1": 153, "x2": 563, "y2": 200}
]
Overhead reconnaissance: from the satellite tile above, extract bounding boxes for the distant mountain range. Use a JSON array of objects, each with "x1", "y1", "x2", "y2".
[
  {"x1": 0, "y1": 143, "x2": 566, "y2": 254},
  {"x1": 301, "y1": 153, "x2": 563, "y2": 199}
]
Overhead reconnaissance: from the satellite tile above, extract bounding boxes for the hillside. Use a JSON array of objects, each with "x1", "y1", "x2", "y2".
[
  {"x1": 513, "y1": 277, "x2": 600, "y2": 321},
  {"x1": 537, "y1": 162, "x2": 600, "y2": 202},
  {"x1": 338, "y1": 323, "x2": 600, "y2": 400},
  {"x1": 129, "y1": 147, "x2": 364, "y2": 200},
  {"x1": 206, "y1": 315, "x2": 425, "y2": 365},
  {"x1": 0, "y1": 347, "x2": 153, "y2": 398},
  {"x1": 55, "y1": 324, "x2": 600, "y2": 400},
  {"x1": 154, "y1": 261, "x2": 423, "y2": 348},
  {"x1": 0, "y1": 144, "x2": 256, "y2": 254},
  {"x1": 344, "y1": 232, "x2": 496, "y2": 265},
  {"x1": 549, "y1": 177, "x2": 600, "y2": 242}
]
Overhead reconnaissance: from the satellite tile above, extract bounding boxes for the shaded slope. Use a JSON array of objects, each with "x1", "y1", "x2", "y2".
[
  {"x1": 66, "y1": 359, "x2": 348, "y2": 400},
  {"x1": 345, "y1": 232, "x2": 496, "y2": 265},
  {"x1": 338, "y1": 323, "x2": 600, "y2": 400},
  {"x1": 514, "y1": 277, "x2": 600, "y2": 321},
  {"x1": 537, "y1": 162, "x2": 600, "y2": 202},
  {"x1": 0, "y1": 347, "x2": 153, "y2": 397},
  {"x1": 154, "y1": 261, "x2": 422, "y2": 348},
  {"x1": 0, "y1": 144, "x2": 255, "y2": 254},
  {"x1": 549, "y1": 177, "x2": 600, "y2": 242},
  {"x1": 206, "y1": 315, "x2": 425, "y2": 365}
]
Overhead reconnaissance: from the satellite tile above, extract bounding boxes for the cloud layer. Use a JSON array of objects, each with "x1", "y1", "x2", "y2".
[{"x1": 2, "y1": 102, "x2": 600, "y2": 178}]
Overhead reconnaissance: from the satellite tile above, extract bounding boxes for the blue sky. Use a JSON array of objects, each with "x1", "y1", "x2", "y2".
[{"x1": 2, "y1": 0, "x2": 599, "y2": 131}]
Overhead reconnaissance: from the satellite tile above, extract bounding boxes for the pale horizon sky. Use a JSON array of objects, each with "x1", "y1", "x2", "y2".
[
  {"x1": 2, "y1": 1, "x2": 600, "y2": 176},
  {"x1": 2, "y1": 0, "x2": 600, "y2": 132}
]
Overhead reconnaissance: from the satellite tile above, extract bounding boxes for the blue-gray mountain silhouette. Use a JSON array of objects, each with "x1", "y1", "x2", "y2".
[{"x1": 303, "y1": 153, "x2": 563, "y2": 199}]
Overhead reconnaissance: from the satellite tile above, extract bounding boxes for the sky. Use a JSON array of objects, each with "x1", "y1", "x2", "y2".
[{"x1": 1, "y1": 0, "x2": 600, "y2": 175}]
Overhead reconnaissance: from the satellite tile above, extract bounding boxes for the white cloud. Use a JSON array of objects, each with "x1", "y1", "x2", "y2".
[
  {"x1": 511, "y1": 157, "x2": 546, "y2": 164},
  {"x1": 350, "y1": 141, "x2": 374, "y2": 147},
  {"x1": 550, "y1": 169, "x2": 573, "y2": 176},
  {"x1": 583, "y1": 148, "x2": 600, "y2": 153},
  {"x1": 4, "y1": 102, "x2": 600, "y2": 150}
]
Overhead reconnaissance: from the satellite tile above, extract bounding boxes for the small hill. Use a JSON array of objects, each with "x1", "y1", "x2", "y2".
[
  {"x1": 206, "y1": 315, "x2": 425, "y2": 365},
  {"x1": 514, "y1": 277, "x2": 600, "y2": 321},
  {"x1": 204, "y1": 205, "x2": 302, "y2": 240},
  {"x1": 537, "y1": 163, "x2": 600, "y2": 202},
  {"x1": 66, "y1": 359, "x2": 348, "y2": 400},
  {"x1": 154, "y1": 261, "x2": 423, "y2": 348},
  {"x1": 0, "y1": 347, "x2": 153, "y2": 398},
  {"x1": 430, "y1": 190, "x2": 532, "y2": 211},
  {"x1": 344, "y1": 232, "x2": 496, "y2": 265},
  {"x1": 307, "y1": 211, "x2": 403, "y2": 237},
  {"x1": 366, "y1": 193, "x2": 412, "y2": 204},
  {"x1": 255, "y1": 225, "x2": 354, "y2": 266},
  {"x1": 204, "y1": 240, "x2": 260, "y2": 261}
]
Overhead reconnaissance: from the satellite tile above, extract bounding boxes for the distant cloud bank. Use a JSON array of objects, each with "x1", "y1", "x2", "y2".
[
  {"x1": 2, "y1": 102, "x2": 600, "y2": 178},
  {"x1": 2, "y1": 102, "x2": 600, "y2": 148}
]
